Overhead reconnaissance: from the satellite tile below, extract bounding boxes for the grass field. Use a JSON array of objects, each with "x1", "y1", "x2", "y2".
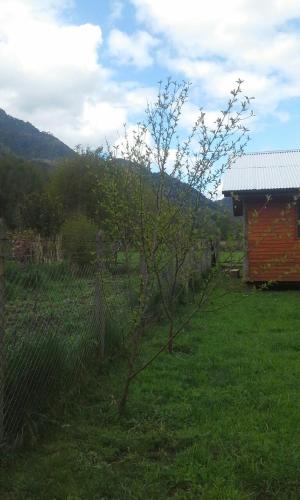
[
  {"x1": 218, "y1": 250, "x2": 244, "y2": 266},
  {"x1": 1, "y1": 283, "x2": 300, "y2": 499}
]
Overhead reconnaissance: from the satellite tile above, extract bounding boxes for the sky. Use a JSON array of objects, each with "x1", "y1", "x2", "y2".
[{"x1": 1, "y1": 0, "x2": 300, "y2": 154}]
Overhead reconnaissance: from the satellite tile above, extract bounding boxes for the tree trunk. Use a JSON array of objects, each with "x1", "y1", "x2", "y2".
[
  {"x1": 168, "y1": 324, "x2": 174, "y2": 353},
  {"x1": 118, "y1": 375, "x2": 132, "y2": 415}
]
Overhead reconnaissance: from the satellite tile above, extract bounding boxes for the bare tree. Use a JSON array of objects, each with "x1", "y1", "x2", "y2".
[{"x1": 101, "y1": 78, "x2": 254, "y2": 413}]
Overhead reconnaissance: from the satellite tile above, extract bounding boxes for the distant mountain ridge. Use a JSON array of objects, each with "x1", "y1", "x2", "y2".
[
  {"x1": 0, "y1": 109, "x2": 74, "y2": 162},
  {"x1": 215, "y1": 196, "x2": 233, "y2": 211},
  {"x1": 0, "y1": 109, "x2": 232, "y2": 216}
]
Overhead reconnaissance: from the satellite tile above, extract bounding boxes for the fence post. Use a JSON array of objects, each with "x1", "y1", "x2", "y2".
[
  {"x1": 139, "y1": 253, "x2": 148, "y2": 286},
  {"x1": 0, "y1": 219, "x2": 5, "y2": 444},
  {"x1": 95, "y1": 231, "x2": 105, "y2": 359}
]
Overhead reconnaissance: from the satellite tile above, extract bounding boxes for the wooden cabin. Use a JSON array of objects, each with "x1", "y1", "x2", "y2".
[{"x1": 222, "y1": 150, "x2": 300, "y2": 282}]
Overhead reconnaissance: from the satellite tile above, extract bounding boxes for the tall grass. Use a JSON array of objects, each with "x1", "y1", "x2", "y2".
[
  {"x1": 4, "y1": 331, "x2": 68, "y2": 440},
  {"x1": 3, "y1": 261, "x2": 95, "y2": 444}
]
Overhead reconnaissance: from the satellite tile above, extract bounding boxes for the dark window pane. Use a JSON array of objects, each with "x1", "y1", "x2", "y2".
[{"x1": 233, "y1": 199, "x2": 243, "y2": 217}]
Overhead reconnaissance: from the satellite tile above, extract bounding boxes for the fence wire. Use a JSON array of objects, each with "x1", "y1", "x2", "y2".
[
  {"x1": 0, "y1": 230, "x2": 133, "y2": 446},
  {"x1": 0, "y1": 228, "x2": 216, "y2": 447}
]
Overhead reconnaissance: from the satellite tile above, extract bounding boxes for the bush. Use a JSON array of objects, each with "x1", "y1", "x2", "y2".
[{"x1": 61, "y1": 215, "x2": 97, "y2": 265}]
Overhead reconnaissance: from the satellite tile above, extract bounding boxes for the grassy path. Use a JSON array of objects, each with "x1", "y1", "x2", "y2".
[{"x1": 1, "y1": 286, "x2": 300, "y2": 499}]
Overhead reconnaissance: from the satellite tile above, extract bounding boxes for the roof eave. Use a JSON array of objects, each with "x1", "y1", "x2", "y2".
[{"x1": 222, "y1": 187, "x2": 300, "y2": 197}]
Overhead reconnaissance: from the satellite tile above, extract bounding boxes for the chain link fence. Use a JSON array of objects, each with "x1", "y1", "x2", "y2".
[{"x1": 0, "y1": 222, "x2": 217, "y2": 449}]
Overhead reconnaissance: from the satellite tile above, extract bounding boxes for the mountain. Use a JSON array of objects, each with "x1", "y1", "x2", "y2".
[
  {"x1": 0, "y1": 108, "x2": 234, "y2": 221},
  {"x1": 215, "y1": 196, "x2": 233, "y2": 212},
  {"x1": 0, "y1": 109, "x2": 74, "y2": 162},
  {"x1": 150, "y1": 171, "x2": 217, "y2": 209}
]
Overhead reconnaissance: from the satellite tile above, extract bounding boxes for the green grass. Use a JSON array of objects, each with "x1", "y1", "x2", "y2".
[
  {"x1": 218, "y1": 250, "x2": 244, "y2": 265},
  {"x1": 2, "y1": 284, "x2": 300, "y2": 499},
  {"x1": 4, "y1": 261, "x2": 129, "y2": 440}
]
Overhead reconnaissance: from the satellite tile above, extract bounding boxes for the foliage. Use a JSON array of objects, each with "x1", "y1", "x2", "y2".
[
  {"x1": 0, "y1": 153, "x2": 44, "y2": 227},
  {"x1": 0, "y1": 112, "x2": 245, "y2": 248},
  {"x1": 20, "y1": 192, "x2": 64, "y2": 237},
  {"x1": 49, "y1": 150, "x2": 106, "y2": 221},
  {"x1": 61, "y1": 214, "x2": 97, "y2": 265},
  {"x1": 212, "y1": 209, "x2": 243, "y2": 241}
]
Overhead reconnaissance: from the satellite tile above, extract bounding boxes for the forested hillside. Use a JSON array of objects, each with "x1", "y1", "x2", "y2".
[
  {"x1": 0, "y1": 109, "x2": 74, "y2": 161},
  {"x1": 0, "y1": 108, "x2": 238, "y2": 242},
  {"x1": 0, "y1": 148, "x2": 239, "y2": 244}
]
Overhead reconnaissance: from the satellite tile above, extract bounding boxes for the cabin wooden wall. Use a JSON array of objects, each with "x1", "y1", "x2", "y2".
[{"x1": 244, "y1": 195, "x2": 300, "y2": 281}]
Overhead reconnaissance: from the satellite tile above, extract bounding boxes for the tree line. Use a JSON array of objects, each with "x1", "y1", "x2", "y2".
[{"x1": 0, "y1": 148, "x2": 240, "y2": 256}]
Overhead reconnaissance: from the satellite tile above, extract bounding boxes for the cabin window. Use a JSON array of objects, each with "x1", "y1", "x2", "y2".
[
  {"x1": 233, "y1": 199, "x2": 243, "y2": 217},
  {"x1": 297, "y1": 200, "x2": 300, "y2": 238}
]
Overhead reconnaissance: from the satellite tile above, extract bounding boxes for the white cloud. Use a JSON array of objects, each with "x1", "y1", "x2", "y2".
[
  {"x1": 274, "y1": 111, "x2": 290, "y2": 123},
  {"x1": 0, "y1": 0, "x2": 156, "y2": 148},
  {"x1": 109, "y1": 1, "x2": 124, "y2": 23},
  {"x1": 131, "y1": 0, "x2": 300, "y2": 58},
  {"x1": 108, "y1": 29, "x2": 159, "y2": 68},
  {"x1": 179, "y1": 102, "x2": 222, "y2": 132},
  {"x1": 3, "y1": 0, "x2": 299, "y2": 151},
  {"x1": 130, "y1": 0, "x2": 300, "y2": 116}
]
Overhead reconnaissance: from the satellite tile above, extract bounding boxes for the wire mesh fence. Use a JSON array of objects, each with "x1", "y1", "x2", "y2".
[
  {"x1": 0, "y1": 227, "x2": 128, "y2": 446},
  {"x1": 4, "y1": 263, "x2": 97, "y2": 440},
  {"x1": 0, "y1": 222, "x2": 218, "y2": 448}
]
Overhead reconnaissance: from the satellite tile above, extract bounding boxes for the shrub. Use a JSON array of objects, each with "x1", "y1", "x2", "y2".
[{"x1": 61, "y1": 215, "x2": 97, "y2": 265}]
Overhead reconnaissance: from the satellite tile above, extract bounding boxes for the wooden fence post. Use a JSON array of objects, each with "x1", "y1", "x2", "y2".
[
  {"x1": 0, "y1": 219, "x2": 5, "y2": 444},
  {"x1": 95, "y1": 231, "x2": 105, "y2": 359},
  {"x1": 139, "y1": 253, "x2": 148, "y2": 286}
]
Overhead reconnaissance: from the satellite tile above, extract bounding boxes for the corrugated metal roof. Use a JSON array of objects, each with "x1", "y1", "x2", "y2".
[{"x1": 222, "y1": 149, "x2": 300, "y2": 193}]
